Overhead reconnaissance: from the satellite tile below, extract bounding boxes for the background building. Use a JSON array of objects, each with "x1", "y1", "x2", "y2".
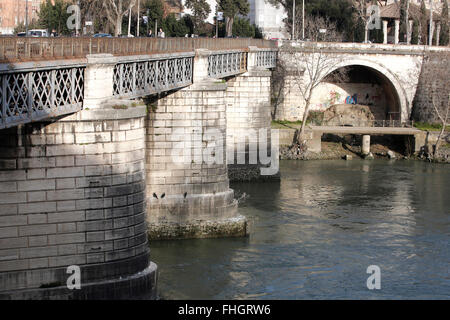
[
  {"x1": 383, "y1": 0, "x2": 449, "y2": 13},
  {"x1": 0, "y1": 0, "x2": 42, "y2": 35},
  {"x1": 182, "y1": 0, "x2": 288, "y2": 39},
  {"x1": 247, "y1": 0, "x2": 288, "y2": 39}
]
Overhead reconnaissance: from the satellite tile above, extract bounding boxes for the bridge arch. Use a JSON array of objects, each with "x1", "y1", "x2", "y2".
[{"x1": 320, "y1": 58, "x2": 409, "y2": 122}]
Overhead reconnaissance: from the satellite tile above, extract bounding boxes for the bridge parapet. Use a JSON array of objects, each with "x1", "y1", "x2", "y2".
[
  {"x1": 207, "y1": 50, "x2": 248, "y2": 79},
  {"x1": 0, "y1": 39, "x2": 278, "y2": 130},
  {"x1": 254, "y1": 49, "x2": 278, "y2": 69},
  {"x1": 0, "y1": 65, "x2": 84, "y2": 130},
  {"x1": 281, "y1": 40, "x2": 450, "y2": 55},
  {"x1": 113, "y1": 52, "x2": 194, "y2": 99},
  {"x1": 0, "y1": 37, "x2": 277, "y2": 63}
]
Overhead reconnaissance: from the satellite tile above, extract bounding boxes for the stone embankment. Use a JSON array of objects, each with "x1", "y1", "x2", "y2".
[{"x1": 278, "y1": 127, "x2": 450, "y2": 163}]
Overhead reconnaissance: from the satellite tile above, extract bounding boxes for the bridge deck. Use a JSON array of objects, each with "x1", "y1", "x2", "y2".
[
  {"x1": 310, "y1": 126, "x2": 422, "y2": 136},
  {"x1": 0, "y1": 39, "x2": 278, "y2": 130}
]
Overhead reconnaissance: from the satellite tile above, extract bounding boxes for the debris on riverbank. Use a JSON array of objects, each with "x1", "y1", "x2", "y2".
[
  {"x1": 280, "y1": 141, "x2": 450, "y2": 163},
  {"x1": 277, "y1": 126, "x2": 450, "y2": 164},
  {"x1": 280, "y1": 138, "x2": 405, "y2": 161}
]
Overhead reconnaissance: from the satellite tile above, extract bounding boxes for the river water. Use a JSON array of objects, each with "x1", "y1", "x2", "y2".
[{"x1": 151, "y1": 160, "x2": 450, "y2": 299}]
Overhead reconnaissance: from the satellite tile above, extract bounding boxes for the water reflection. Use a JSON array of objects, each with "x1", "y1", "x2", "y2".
[{"x1": 151, "y1": 160, "x2": 450, "y2": 299}]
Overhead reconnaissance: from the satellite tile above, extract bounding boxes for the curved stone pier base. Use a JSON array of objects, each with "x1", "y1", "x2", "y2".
[
  {"x1": 0, "y1": 104, "x2": 157, "y2": 299},
  {"x1": 0, "y1": 261, "x2": 157, "y2": 300},
  {"x1": 147, "y1": 190, "x2": 246, "y2": 240},
  {"x1": 148, "y1": 216, "x2": 247, "y2": 240}
]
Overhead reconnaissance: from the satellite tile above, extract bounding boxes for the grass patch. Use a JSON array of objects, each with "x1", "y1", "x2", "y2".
[{"x1": 413, "y1": 122, "x2": 450, "y2": 132}]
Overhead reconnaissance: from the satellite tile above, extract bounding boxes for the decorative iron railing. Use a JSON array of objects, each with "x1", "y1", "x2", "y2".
[
  {"x1": 0, "y1": 66, "x2": 84, "y2": 130},
  {"x1": 0, "y1": 37, "x2": 277, "y2": 62},
  {"x1": 256, "y1": 50, "x2": 277, "y2": 69},
  {"x1": 113, "y1": 54, "x2": 194, "y2": 98},
  {"x1": 208, "y1": 51, "x2": 248, "y2": 78}
]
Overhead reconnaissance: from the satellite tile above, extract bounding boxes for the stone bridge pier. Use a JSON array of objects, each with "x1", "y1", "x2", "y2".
[
  {"x1": 0, "y1": 101, "x2": 156, "y2": 299},
  {"x1": 0, "y1": 39, "x2": 278, "y2": 299},
  {"x1": 226, "y1": 47, "x2": 277, "y2": 181},
  {"x1": 146, "y1": 50, "x2": 244, "y2": 240}
]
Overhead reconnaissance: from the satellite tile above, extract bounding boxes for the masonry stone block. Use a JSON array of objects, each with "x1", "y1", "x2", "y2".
[{"x1": 0, "y1": 104, "x2": 156, "y2": 299}]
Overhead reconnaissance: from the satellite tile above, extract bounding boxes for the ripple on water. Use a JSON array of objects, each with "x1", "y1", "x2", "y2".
[{"x1": 152, "y1": 160, "x2": 450, "y2": 300}]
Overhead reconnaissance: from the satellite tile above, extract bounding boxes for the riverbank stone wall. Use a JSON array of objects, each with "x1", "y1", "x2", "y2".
[{"x1": 412, "y1": 51, "x2": 450, "y2": 123}]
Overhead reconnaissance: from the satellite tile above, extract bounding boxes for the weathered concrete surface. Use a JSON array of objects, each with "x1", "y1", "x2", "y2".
[
  {"x1": 0, "y1": 105, "x2": 157, "y2": 299},
  {"x1": 362, "y1": 135, "x2": 371, "y2": 155},
  {"x1": 148, "y1": 216, "x2": 247, "y2": 240},
  {"x1": 308, "y1": 126, "x2": 421, "y2": 135}
]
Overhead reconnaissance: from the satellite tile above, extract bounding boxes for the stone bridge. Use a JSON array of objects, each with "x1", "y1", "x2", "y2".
[
  {"x1": 0, "y1": 37, "x2": 277, "y2": 299},
  {"x1": 0, "y1": 38, "x2": 448, "y2": 299},
  {"x1": 275, "y1": 41, "x2": 450, "y2": 124}
]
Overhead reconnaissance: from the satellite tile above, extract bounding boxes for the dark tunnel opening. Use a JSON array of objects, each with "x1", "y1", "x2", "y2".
[{"x1": 323, "y1": 65, "x2": 402, "y2": 121}]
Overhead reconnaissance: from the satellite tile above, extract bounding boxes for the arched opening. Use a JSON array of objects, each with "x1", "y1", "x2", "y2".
[{"x1": 310, "y1": 64, "x2": 403, "y2": 122}]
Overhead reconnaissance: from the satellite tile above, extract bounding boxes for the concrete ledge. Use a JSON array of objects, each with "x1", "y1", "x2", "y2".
[
  {"x1": 116, "y1": 52, "x2": 195, "y2": 63},
  {"x1": 186, "y1": 81, "x2": 227, "y2": 91},
  {"x1": 148, "y1": 216, "x2": 248, "y2": 240},
  {"x1": 245, "y1": 69, "x2": 272, "y2": 77},
  {"x1": 60, "y1": 104, "x2": 147, "y2": 121},
  {"x1": 86, "y1": 54, "x2": 116, "y2": 65},
  {"x1": 0, "y1": 262, "x2": 158, "y2": 300},
  {"x1": 0, "y1": 59, "x2": 87, "y2": 73}
]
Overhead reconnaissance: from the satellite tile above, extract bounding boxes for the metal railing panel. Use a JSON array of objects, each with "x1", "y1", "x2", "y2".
[
  {"x1": 208, "y1": 51, "x2": 248, "y2": 78},
  {"x1": 0, "y1": 37, "x2": 277, "y2": 62},
  {"x1": 0, "y1": 66, "x2": 84, "y2": 129},
  {"x1": 113, "y1": 55, "x2": 194, "y2": 99}
]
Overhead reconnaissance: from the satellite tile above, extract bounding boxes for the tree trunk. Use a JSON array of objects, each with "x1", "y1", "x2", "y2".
[
  {"x1": 226, "y1": 16, "x2": 234, "y2": 37},
  {"x1": 406, "y1": 0, "x2": 410, "y2": 44},
  {"x1": 433, "y1": 121, "x2": 446, "y2": 157},
  {"x1": 418, "y1": 21, "x2": 422, "y2": 44},
  {"x1": 297, "y1": 98, "x2": 312, "y2": 143},
  {"x1": 115, "y1": 16, "x2": 122, "y2": 36},
  {"x1": 364, "y1": 23, "x2": 369, "y2": 43},
  {"x1": 433, "y1": 102, "x2": 449, "y2": 157}
]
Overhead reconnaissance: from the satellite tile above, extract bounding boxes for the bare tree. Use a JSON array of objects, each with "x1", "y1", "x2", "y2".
[
  {"x1": 100, "y1": 0, "x2": 137, "y2": 36},
  {"x1": 432, "y1": 89, "x2": 450, "y2": 157},
  {"x1": 79, "y1": 0, "x2": 108, "y2": 34},
  {"x1": 301, "y1": 15, "x2": 346, "y2": 42},
  {"x1": 352, "y1": 0, "x2": 375, "y2": 43},
  {"x1": 405, "y1": 0, "x2": 411, "y2": 44},
  {"x1": 281, "y1": 17, "x2": 346, "y2": 144}
]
